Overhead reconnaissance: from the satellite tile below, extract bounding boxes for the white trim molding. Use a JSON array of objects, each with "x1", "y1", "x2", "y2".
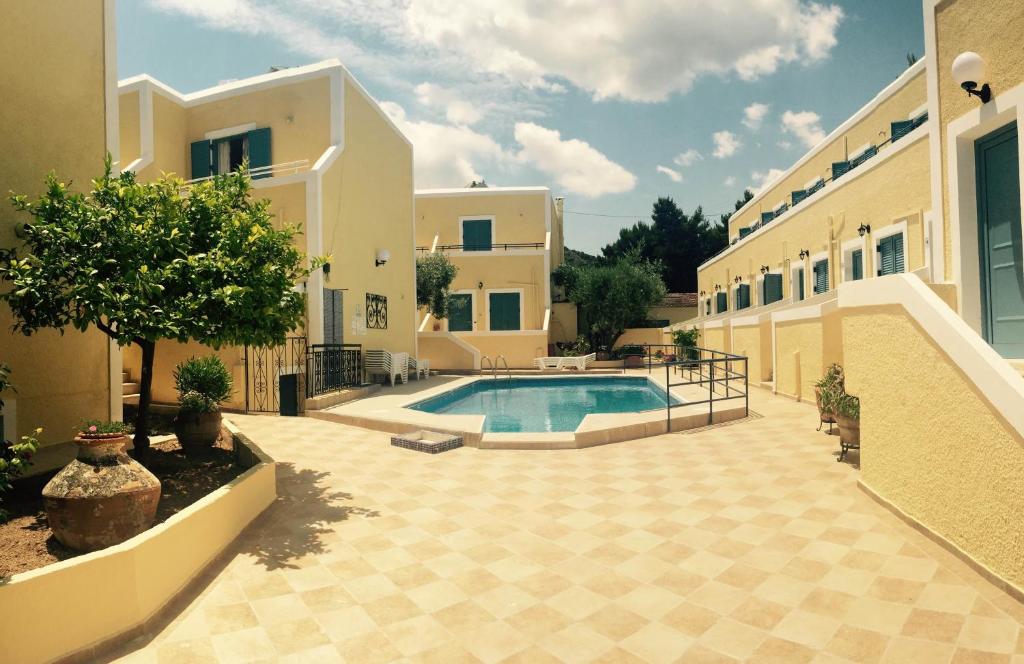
[
  {"x1": 841, "y1": 236, "x2": 868, "y2": 283},
  {"x1": 205, "y1": 123, "x2": 257, "y2": 141}
]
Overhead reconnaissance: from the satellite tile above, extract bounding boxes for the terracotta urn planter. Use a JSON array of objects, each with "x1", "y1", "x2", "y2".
[
  {"x1": 623, "y1": 354, "x2": 644, "y2": 368},
  {"x1": 174, "y1": 410, "x2": 222, "y2": 451},
  {"x1": 42, "y1": 434, "x2": 161, "y2": 551},
  {"x1": 836, "y1": 412, "x2": 860, "y2": 461}
]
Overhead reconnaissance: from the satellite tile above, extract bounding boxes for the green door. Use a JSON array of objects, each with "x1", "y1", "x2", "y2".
[
  {"x1": 851, "y1": 249, "x2": 863, "y2": 280},
  {"x1": 976, "y1": 122, "x2": 1024, "y2": 357},
  {"x1": 489, "y1": 292, "x2": 521, "y2": 330},
  {"x1": 763, "y1": 273, "x2": 783, "y2": 304},
  {"x1": 462, "y1": 219, "x2": 492, "y2": 251},
  {"x1": 813, "y1": 259, "x2": 829, "y2": 295},
  {"x1": 796, "y1": 267, "x2": 804, "y2": 301},
  {"x1": 448, "y1": 294, "x2": 473, "y2": 331},
  {"x1": 716, "y1": 292, "x2": 727, "y2": 313}
]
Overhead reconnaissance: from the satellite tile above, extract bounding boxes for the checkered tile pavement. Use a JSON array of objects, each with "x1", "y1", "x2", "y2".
[{"x1": 109, "y1": 389, "x2": 1024, "y2": 663}]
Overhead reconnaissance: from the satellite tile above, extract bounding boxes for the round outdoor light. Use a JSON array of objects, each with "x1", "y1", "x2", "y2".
[
  {"x1": 799, "y1": 249, "x2": 809, "y2": 259},
  {"x1": 857, "y1": 223, "x2": 871, "y2": 237},
  {"x1": 952, "y1": 51, "x2": 991, "y2": 103},
  {"x1": 375, "y1": 248, "x2": 390, "y2": 267},
  {"x1": 760, "y1": 265, "x2": 770, "y2": 274}
]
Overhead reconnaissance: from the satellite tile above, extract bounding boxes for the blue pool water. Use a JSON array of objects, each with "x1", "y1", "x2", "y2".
[{"x1": 408, "y1": 377, "x2": 680, "y2": 432}]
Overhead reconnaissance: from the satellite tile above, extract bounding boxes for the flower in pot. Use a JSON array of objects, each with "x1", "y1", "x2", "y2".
[
  {"x1": 835, "y1": 393, "x2": 860, "y2": 462},
  {"x1": 173, "y1": 355, "x2": 233, "y2": 452},
  {"x1": 42, "y1": 420, "x2": 161, "y2": 551},
  {"x1": 813, "y1": 363, "x2": 845, "y2": 432}
]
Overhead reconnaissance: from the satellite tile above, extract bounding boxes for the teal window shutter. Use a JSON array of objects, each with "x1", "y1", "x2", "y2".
[
  {"x1": 797, "y1": 267, "x2": 805, "y2": 301},
  {"x1": 247, "y1": 127, "x2": 272, "y2": 178},
  {"x1": 832, "y1": 161, "x2": 851, "y2": 180},
  {"x1": 735, "y1": 284, "x2": 750, "y2": 310},
  {"x1": 764, "y1": 273, "x2": 783, "y2": 304},
  {"x1": 190, "y1": 140, "x2": 211, "y2": 180},
  {"x1": 448, "y1": 294, "x2": 473, "y2": 331},
  {"x1": 792, "y1": 189, "x2": 808, "y2": 205},
  {"x1": 813, "y1": 259, "x2": 829, "y2": 294},
  {"x1": 323, "y1": 288, "x2": 343, "y2": 344},
  {"x1": 878, "y1": 234, "x2": 905, "y2": 276},
  {"x1": 739, "y1": 226, "x2": 753, "y2": 238},
  {"x1": 462, "y1": 219, "x2": 493, "y2": 251},
  {"x1": 852, "y1": 249, "x2": 863, "y2": 281},
  {"x1": 891, "y1": 120, "x2": 914, "y2": 143},
  {"x1": 489, "y1": 292, "x2": 520, "y2": 330},
  {"x1": 716, "y1": 292, "x2": 727, "y2": 313}
]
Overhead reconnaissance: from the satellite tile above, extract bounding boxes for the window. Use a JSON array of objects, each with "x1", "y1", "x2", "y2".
[
  {"x1": 813, "y1": 259, "x2": 829, "y2": 295},
  {"x1": 877, "y1": 233, "x2": 905, "y2": 276},
  {"x1": 462, "y1": 219, "x2": 493, "y2": 251},
  {"x1": 716, "y1": 291, "x2": 727, "y2": 313},
  {"x1": 851, "y1": 249, "x2": 864, "y2": 281},
  {"x1": 190, "y1": 127, "x2": 272, "y2": 180},
  {"x1": 762, "y1": 273, "x2": 783, "y2": 305},
  {"x1": 323, "y1": 288, "x2": 343, "y2": 345},
  {"x1": 705, "y1": 299, "x2": 711, "y2": 315},
  {"x1": 735, "y1": 284, "x2": 751, "y2": 310},
  {"x1": 793, "y1": 266, "x2": 805, "y2": 301},
  {"x1": 448, "y1": 293, "x2": 473, "y2": 331},
  {"x1": 488, "y1": 291, "x2": 521, "y2": 330}
]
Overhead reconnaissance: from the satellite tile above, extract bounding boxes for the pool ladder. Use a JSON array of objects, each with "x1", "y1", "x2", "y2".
[{"x1": 481, "y1": 355, "x2": 511, "y2": 381}]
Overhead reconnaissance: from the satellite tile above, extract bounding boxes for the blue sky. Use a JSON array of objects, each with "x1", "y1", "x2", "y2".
[{"x1": 118, "y1": 0, "x2": 924, "y2": 254}]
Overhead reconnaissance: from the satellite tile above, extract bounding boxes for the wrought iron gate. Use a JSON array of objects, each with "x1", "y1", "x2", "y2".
[{"x1": 244, "y1": 336, "x2": 308, "y2": 413}]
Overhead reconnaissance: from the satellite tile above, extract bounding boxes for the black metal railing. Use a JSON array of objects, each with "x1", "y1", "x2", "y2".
[
  {"x1": 639, "y1": 344, "x2": 748, "y2": 429},
  {"x1": 306, "y1": 344, "x2": 362, "y2": 398},
  {"x1": 416, "y1": 242, "x2": 544, "y2": 254}
]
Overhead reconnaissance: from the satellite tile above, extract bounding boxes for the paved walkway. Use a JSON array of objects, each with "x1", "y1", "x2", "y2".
[{"x1": 111, "y1": 389, "x2": 1024, "y2": 663}]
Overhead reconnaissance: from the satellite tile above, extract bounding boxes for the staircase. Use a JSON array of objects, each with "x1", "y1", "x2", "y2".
[{"x1": 122, "y1": 369, "x2": 140, "y2": 405}]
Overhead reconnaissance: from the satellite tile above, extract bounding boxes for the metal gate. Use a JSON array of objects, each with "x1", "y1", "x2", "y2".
[{"x1": 244, "y1": 336, "x2": 308, "y2": 413}]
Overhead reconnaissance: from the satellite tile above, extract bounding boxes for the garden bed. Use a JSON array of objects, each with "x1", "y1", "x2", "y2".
[{"x1": 0, "y1": 430, "x2": 243, "y2": 578}]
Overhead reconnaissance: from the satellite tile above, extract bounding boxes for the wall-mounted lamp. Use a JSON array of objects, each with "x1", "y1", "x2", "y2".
[
  {"x1": 798, "y1": 249, "x2": 809, "y2": 260},
  {"x1": 952, "y1": 51, "x2": 992, "y2": 104},
  {"x1": 760, "y1": 265, "x2": 770, "y2": 274},
  {"x1": 734, "y1": 276, "x2": 742, "y2": 284},
  {"x1": 375, "y1": 249, "x2": 390, "y2": 267},
  {"x1": 857, "y1": 223, "x2": 871, "y2": 237},
  {"x1": 714, "y1": 284, "x2": 721, "y2": 292},
  {"x1": 322, "y1": 262, "x2": 331, "y2": 277},
  {"x1": 477, "y1": 281, "x2": 484, "y2": 289},
  {"x1": 699, "y1": 290, "x2": 705, "y2": 297}
]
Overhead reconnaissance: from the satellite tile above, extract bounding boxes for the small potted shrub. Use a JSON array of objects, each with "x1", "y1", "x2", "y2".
[
  {"x1": 813, "y1": 363, "x2": 844, "y2": 432},
  {"x1": 835, "y1": 393, "x2": 860, "y2": 462},
  {"x1": 42, "y1": 420, "x2": 160, "y2": 551},
  {"x1": 619, "y1": 344, "x2": 646, "y2": 368},
  {"x1": 173, "y1": 356, "x2": 233, "y2": 451},
  {"x1": 671, "y1": 327, "x2": 699, "y2": 362}
]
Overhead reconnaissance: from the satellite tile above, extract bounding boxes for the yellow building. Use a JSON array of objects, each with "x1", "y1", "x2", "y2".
[
  {"x1": 683, "y1": 0, "x2": 1024, "y2": 598},
  {"x1": 0, "y1": 0, "x2": 121, "y2": 454},
  {"x1": 414, "y1": 187, "x2": 566, "y2": 369},
  {"x1": 118, "y1": 60, "x2": 416, "y2": 410}
]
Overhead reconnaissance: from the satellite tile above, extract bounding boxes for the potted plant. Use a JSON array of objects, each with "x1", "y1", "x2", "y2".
[
  {"x1": 173, "y1": 356, "x2": 233, "y2": 451},
  {"x1": 835, "y1": 393, "x2": 860, "y2": 462},
  {"x1": 42, "y1": 420, "x2": 160, "y2": 551},
  {"x1": 671, "y1": 327, "x2": 699, "y2": 363},
  {"x1": 619, "y1": 344, "x2": 646, "y2": 368},
  {"x1": 813, "y1": 363, "x2": 844, "y2": 432}
]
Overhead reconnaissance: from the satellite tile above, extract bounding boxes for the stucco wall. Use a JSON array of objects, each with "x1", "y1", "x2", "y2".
[
  {"x1": 842, "y1": 305, "x2": 1024, "y2": 591},
  {"x1": 550, "y1": 302, "x2": 577, "y2": 343},
  {"x1": 774, "y1": 319, "x2": 823, "y2": 400},
  {"x1": 457, "y1": 333, "x2": 548, "y2": 368},
  {"x1": 730, "y1": 325, "x2": 762, "y2": 385},
  {"x1": 0, "y1": 0, "x2": 113, "y2": 446},
  {"x1": 439, "y1": 255, "x2": 547, "y2": 332},
  {"x1": 416, "y1": 334, "x2": 478, "y2": 371}
]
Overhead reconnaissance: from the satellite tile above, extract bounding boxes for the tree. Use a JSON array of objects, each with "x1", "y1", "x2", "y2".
[
  {"x1": 567, "y1": 250, "x2": 667, "y2": 351},
  {"x1": 416, "y1": 252, "x2": 459, "y2": 319},
  {"x1": 0, "y1": 159, "x2": 322, "y2": 456}
]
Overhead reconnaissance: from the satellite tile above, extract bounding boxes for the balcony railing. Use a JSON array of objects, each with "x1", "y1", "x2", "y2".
[
  {"x1": 183, "y1": 159, "x2": 311, "y2": 187},
  {"x1": 416, "y1": 242, "x2": 544, "y2": 254},
  {"x1": 306, "y1": 343, "x2": 362, "y2": 398}
]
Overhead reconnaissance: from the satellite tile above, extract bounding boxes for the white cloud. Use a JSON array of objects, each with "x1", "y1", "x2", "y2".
[
  {"x1": 514, "y1": 122, "x2": 636, "y2": 198},
  {"x1": 656, "y1": 165, "x2": 683, "y2": 182},
  {"x1": 777, "y1": 140, "x2": 794, "y2": 150},
  {"x1": 414, "y1": 82, "x2": 483, "y2": 126},
  {"x1": 712, "y1": 131, "x2": 742, "y2": 159},
  {"x1": 781, "y1": 110, "x2": 827, "y2": 148},
  {"x1": 723, "y1": 176, "x2": 737, "y2": 187},
  {"x1": 151, "y1": 0, "x2": 844, "y2": 103},
  {"x1": 673, "y1": 149, "x2": 703, "y2": 168},
  {"x1": 381, "y1": 101, "x2": 511, "y2": 188},
  {"x1": 751, "y1": 168, "x2": 786, "y2": 194},
  {"x1": 742, "y1": 102, "x2": 770, "y2": 130}
]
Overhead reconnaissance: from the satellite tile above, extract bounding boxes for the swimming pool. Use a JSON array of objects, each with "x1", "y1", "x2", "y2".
[{"x1": 408, "y1": 376, "x2": 681, "y2": 432}]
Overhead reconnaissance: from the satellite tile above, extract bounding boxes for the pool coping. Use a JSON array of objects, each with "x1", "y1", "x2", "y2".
[{"x1": 308, "y1": 373, "x2": 749, "y2": 450}]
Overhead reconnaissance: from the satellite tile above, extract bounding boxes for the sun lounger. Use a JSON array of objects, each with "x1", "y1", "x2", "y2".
[{"x1": 534, "y1": 357, "x2": 564, "y2": 370}]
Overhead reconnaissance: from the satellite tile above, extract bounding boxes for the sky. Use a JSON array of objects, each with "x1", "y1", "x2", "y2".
[{"x1": 117, "y1": 0, "x2": 924, "y2": 254}]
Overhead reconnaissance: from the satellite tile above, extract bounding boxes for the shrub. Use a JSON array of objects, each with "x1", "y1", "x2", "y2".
[
  {"x1": 174, "y1": 356, "x2": 233, "y2": 414},
  {"x1": 814, "y1": 364, "x2": 846, "y2": 415},
  {"x1": 672, "y1": 327, "x2": 699, "y2": 348},
  {"x1": 0, "y1": 364, "x2": 40, "y2": 522},
  {"x1": 836, "y1": 394, "x2": 860, "y2": 420},
  {"x1": 562, "y1": 336, "x2": 591, "y2": 357},
  {"x1": 613, "y1": 344, "x2": 645, "y2": 359}
]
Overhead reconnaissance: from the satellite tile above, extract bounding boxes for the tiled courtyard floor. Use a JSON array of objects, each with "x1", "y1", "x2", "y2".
[{"x1": 111, "y1": 389, "x2": 1024, "y2": 663}]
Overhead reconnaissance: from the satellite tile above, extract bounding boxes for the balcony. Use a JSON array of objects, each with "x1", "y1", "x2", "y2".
[
  {"x1": 182, "y1": 159, "x2": 311, "y2": 187},
  {"x1": 416, "y1": 242, "x2": 544, "y2": 255}
]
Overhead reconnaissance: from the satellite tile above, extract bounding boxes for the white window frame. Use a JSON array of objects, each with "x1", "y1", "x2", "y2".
[
  {"x1": 754, "y1": 273, "x2": 764, "y2": 307},
  {"x1": 458, "y1": 215, "x2": 496, "y2": 250},
  {"x1": 874, "y1": 220, "x2": 909, "y2": 277},
  {"x1": 446, "y1": 289, "x2": 476, "y2": 332},
  {"x1": 791, "y1": 261, "x2": 807, "y2": 302},
  {"x1": 204, "y1": 122, "x2": 257, "y2": 141},
  {"x1": 810, "y1": 250, "x2": 830, "y2": 295},
  {"x1": 485, "y1": 287, "x2": 524, "y2": 331},
  {"x1": 841, "y1": 236, "x2": 868, "y2": 283}
]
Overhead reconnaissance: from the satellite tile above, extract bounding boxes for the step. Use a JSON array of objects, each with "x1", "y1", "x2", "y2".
[
  {"x1": 122, "y1": 370, "x2": 131, "y2": 382},
  {"x1": 123, "y1": 394, "x2": 140, "y2": 406},
  {"x1": 122, "y1": 381, "x2": 140, "y2": 395}
]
